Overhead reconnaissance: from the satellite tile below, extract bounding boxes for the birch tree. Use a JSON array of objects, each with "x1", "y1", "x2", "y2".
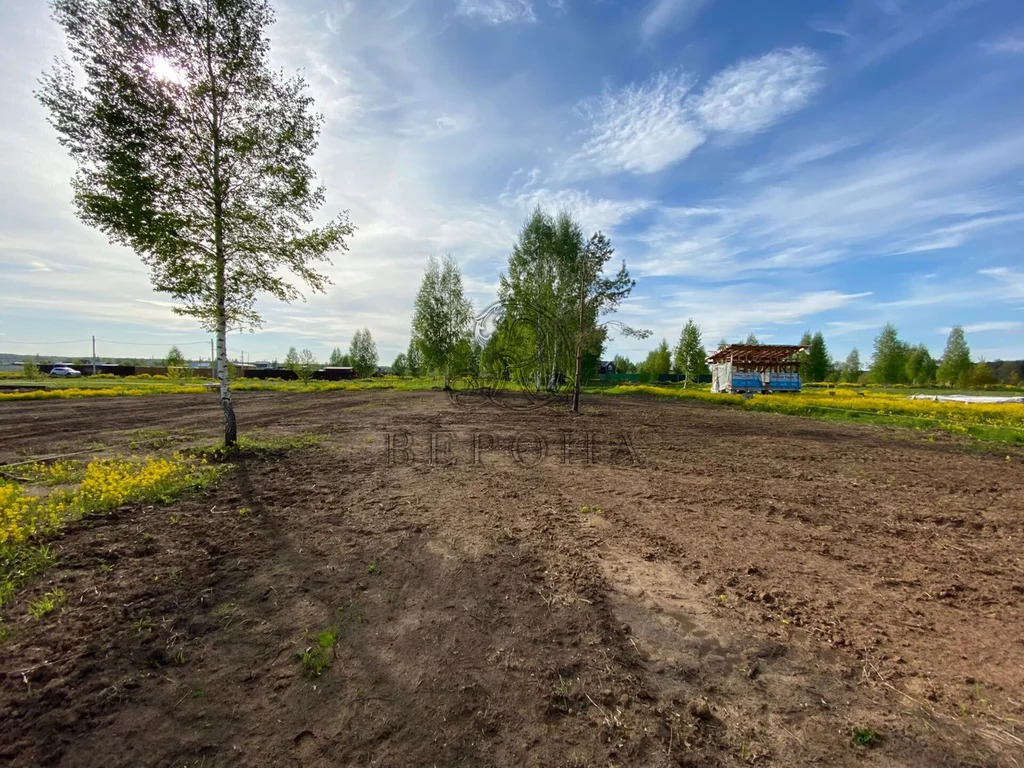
[
  {"x1": 411, "y1": 255, "x2": 473, "y2": 388},
  {"x1": 38, "y1": 0, "x2": 353, "y2": 446}
]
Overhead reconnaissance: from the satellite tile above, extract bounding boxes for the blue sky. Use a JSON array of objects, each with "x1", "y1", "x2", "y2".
[{"x1": 1, "y1": 0, "x2": 1023, "y2": 365}]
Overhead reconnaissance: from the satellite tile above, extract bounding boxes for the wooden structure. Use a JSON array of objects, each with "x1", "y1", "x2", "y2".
[{"x1": 707, "y1": 344, "x2": 806, "y2": 394}]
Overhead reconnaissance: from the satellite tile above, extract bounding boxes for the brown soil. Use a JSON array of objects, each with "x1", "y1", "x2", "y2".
[{"x1": 1, "y1": 390, "x2": 1022, "y2": 767}]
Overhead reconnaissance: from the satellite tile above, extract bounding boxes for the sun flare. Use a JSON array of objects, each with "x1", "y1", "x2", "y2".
[{"x1": 148, "y1": 54, "x2": 185, "y2": 85}]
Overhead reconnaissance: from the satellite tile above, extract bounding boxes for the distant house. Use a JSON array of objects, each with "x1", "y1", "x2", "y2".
[
  {"x1": 373, "y1": 366, "x2": 393, "y2": 377},
  {"x1": 598, "y1": 360, "x2": 616, "y2": 375},
  {"x1": 708, "y1": 344, "x2": 806, "y2": 394}
]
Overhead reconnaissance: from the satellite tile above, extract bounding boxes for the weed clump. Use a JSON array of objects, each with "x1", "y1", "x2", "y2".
[{"x1": 294, "y1": 627, "x2": 338, "y2": 677}]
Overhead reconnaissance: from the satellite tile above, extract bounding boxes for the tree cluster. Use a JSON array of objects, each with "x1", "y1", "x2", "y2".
[{"x1": 408, "y1": 207, "x2": 641, "y2": 410}]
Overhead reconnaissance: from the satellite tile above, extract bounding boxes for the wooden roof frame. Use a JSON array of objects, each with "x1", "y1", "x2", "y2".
[{"x1": 707, "y1": 344, "x2": 806, "y2": 366}]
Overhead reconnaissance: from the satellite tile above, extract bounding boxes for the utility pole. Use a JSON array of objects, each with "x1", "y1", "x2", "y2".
[{"x1": 91, "y1": 335, "x2": 97, "y2": 375}]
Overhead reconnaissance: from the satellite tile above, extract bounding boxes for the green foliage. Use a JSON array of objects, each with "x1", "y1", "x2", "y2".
[
  {"x1": 166, "y1": 346, "x2": 186, "y2": 367},
  {"x1": 391, "y1": 353, "x2": 409, "y2": 377},
  {"x1": 412, "y1": 254, "x2": 474, "y2": 388},
  {"x1": 39, "y1": 0, "x2": 353, "y2": 446},
  {"x1": 28, "y1": 589, "x2": 66, "y2": 619},
  {"x1": 284, "y1": 347, "x2": 318, "y2": 384},
  {"x1": 970, "y1": 361, "x2": 996, "y2": 388},
  {"x1": 937, "y1": 325, "x2": 972, "y2": 387},
  {"x1": 569, "y1": 229, "x2": 642, "y2": 408},
  {"x1": 328, "y1": 347, "x2": 349, "y2": 367},
  {"x1": 870, "y1": 324, "x2": 908, "y2": 385},
  {"x1": 165, "y1": 345, "x2": 187, "y2": 380},
  {"x1": 673, "y1": 319, "x2": 709, "y2": 383},
  {"x1": 494, "y1": 210, "x2": 641, "y2": 407},
  {"x1": 293, "y1": 626, "x2": 338, "y2": 677},
  {"x1": 905, "y1": 343, "x2": 937, "y2": 386},
  {"x1": 744, "y1": 333, "x2": 760, "y2": 345},
  {"x1": 805, "y1": 332, "x2": 830, "y2": 383},
  {"x1": 640, "y1": 339, "x2": 672, "y2": 376},
  {"x1": 851, "y1": 728, "x2": 882, "y2": 748},
  {"x1": 0, "y1": 545, "x2": 57, "y2": 610},
  {"x1": 496, "y1": 208, "x2": 576, "y2": 391},
  {"x1": 841, "y1": 348, "x2": 861, "y2": 383},
  {"x1": 612, "y1": 354, "x2": 636, "y2": 373},
  {"x1": 21, "y1": 360, "x2": 40, "y2": 379},
  {"x1": 349, "y1": 328, "x2": 378, "y2": 377},
  {"x1": 406, "y1": 341, "x2": 423, "y2": 377}
]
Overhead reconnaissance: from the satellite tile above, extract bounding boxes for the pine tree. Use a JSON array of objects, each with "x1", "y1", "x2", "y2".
[{"x1": 806, "y1": 332, "x2": 830, "y2": 383}]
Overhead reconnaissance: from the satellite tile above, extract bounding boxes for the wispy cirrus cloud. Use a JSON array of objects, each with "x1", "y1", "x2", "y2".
[
  {"x1": 454, "y1": 0, "x2": 536, "y2": 25},
  {"x1": 939, "y1": 321, "x2": 1023, "y2": 334},
  {"x1": 625, "y1": 285, "x2": 871, "y2": 346},
  {"x1": 564, "y1": 71, "x2": 704, "y2": 176},
  {"x1": 561, "y1": 47, "x2": 825, "y2": 179},
  {"x1": 979, "y1": 267, "x2": 1024, "y2": 300},
  {"x1": 628, "y1": 129, "x2": 1024, "y2": 284},
  {"x1": 894, "y1": 213, "x2": 1024, "y2": 254},
  {"x1": 739, "y1": 137, "x2": 862, "y2": 183},
  {"x1": 640, "y1": 0, "x2": 711, "y2": 42}
]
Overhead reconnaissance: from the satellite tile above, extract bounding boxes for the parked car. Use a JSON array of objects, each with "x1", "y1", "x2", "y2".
[{"x1": 49, "y1": 365, "x2": 82, "y2": 378}]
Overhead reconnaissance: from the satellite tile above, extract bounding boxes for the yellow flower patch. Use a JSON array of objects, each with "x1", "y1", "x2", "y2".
[{"x1": 0, "y1": 455, "x2": 219, "y2": 547}]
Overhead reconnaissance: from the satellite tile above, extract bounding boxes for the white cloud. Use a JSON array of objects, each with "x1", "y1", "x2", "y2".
[
  {"x1": 564, "y1": 71, "x2": 704, "y2": 177},
  {"x1": 740, "y1": 137, "x2": 862, "y2": 183},
  {"x1": 640, "y1": 0, "x2": 710, "y2": 42},
  {"x1": 616, "y1": 286, "x2": 870, "y2": 348},
  {"x1": 455, "y1": 0, "x2": 536, "y2": 25},
  {"x1": 562, "y1": 47, "x2": 825, "y2": 179},
  {"x1": 893, "y1": 213, "x2": 1024, "y2": 254},
  {"x1": 939, "y1": 321, "x2": 1023, "y2": 334},
  {"x1": 500, "y1": 186, "x2": 652, "y2": 234},
  {"x1": 692, "y1": 47, "x2": 825, "y2": 134},
  {"x1": 625, "y1": 129, "x2": 1024, "y2": 285},
  {"x1": 979, "y1": 267, "x2": 1024, "y2": 299}
]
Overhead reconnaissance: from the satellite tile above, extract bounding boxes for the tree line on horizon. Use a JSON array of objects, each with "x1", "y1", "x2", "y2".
[{"x1": 616, "y1": 322, "x2": 1020, "y2": 387}]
